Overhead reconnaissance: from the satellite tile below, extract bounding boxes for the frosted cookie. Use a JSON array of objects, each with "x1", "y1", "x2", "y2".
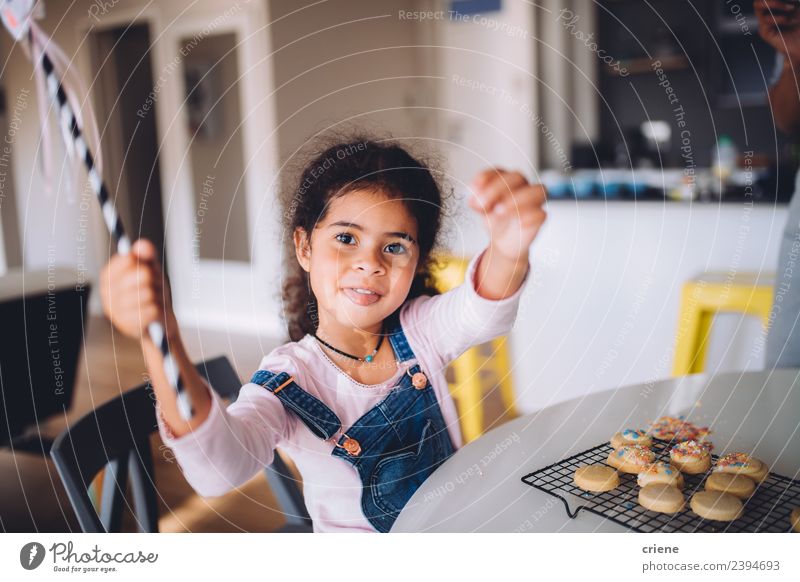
[
  {"x1": 670, "y1": 440, "x2": 711, "y2": 474},
  {"x1": 639, "y1": 483, "x2": 685, "y2": 514},
  {"x1": 690, "y1": 490, "x2": 743, "y2": 522},
  {"x1": 607, "y1": 445, "x2": 656, "y2": 474},
  {"x1": 637, "y1": 462, "x2": 685, "y2": 489},
  {"x1": 705, "y1": 472, "x2": 755, "y2": 500},
  {"x1": 713, "y1": 452, "x2": 764, "y2": 479},
  {"x1": 648, "y1": 416, "x2": 683, "y2": 440},
  {"x1": 675, "y1": 426, "x2": 713, "y2": 449},
  {"x1": 574, "y1": 465, "x2": 620, "y2": 493},
  {"x1": 791, "y1": 507, "x2": 800, "y2": 533},
  {"x1": 610, "y1": 429, "x2": 653, "y2": 450},
  {"x1": 648, "y1": 416, "x2": 711, "y2": 445}
]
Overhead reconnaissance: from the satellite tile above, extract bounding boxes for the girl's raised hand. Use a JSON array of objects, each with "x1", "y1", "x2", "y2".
[
  {"x1": 99, "y1": 238, "x2": 179, "y2": 343},
  {"x1": 467, "y1": 168, "x2": 547, "y2": 261}
]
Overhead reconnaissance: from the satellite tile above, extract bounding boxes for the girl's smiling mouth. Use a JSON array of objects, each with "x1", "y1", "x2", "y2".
[{"x1": 342, "y1": 287, "x2": 382, "y2": 306}]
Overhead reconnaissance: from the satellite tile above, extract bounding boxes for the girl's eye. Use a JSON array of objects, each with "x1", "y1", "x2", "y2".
[
  {"x1": 335, "y1": 233, "x2": 356, "y2": 245},
  {"x1": 385, "y1": 243, "x2": 407, "y2": 255},
  {"x1": 335, "y1": 234, "x2": 407, "y2": 256}
]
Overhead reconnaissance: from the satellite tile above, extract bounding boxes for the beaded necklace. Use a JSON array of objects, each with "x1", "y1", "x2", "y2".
[{"x1": 312, "y1": 325, "x2": 384, "y2": 363}]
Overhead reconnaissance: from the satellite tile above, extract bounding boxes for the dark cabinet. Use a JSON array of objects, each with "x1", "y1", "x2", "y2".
[{"x1": 597, "y1": 0, "x2": 790, "y2": 168}]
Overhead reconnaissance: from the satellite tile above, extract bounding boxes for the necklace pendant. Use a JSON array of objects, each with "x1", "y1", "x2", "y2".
[{"x1": 364, "y1": 355, "x2": 374, "y2": 362}]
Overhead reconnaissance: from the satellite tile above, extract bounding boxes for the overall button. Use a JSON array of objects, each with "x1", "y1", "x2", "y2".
[
  {"x1": 342, "y1": 437, "x2": 361, "y2": 456},
  {"x1": 411, "y1": 372, "x2": 428, "y2": 390}
]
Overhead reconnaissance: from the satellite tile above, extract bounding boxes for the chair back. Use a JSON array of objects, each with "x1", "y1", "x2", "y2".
[
  {"x1": 51, "y1": 356, "x2": 251, "y2": 532},
  {"x1": 429, "y1": 253, "x2": 519, "y2": 443},
  {"x1": 0, "y1": 269, "x2": 89, "y2": 446}
]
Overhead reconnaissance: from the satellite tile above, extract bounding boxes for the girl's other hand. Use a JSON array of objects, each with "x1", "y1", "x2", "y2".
[
  {"x1": 99, "y1": 239, "x2": 178, "y2": 343},
  {"x1": 468, "y1": 168, "x2": 547, "y2": 261}
]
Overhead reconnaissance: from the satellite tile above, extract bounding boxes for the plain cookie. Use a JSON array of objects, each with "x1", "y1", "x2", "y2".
[
  {"x1": 607, "y1": 445, "x2": 656, "y2": 474},
  {"x1": 791, "y1": 507, "x2": 800, "y2": 533},
  {"x1": 690, "y1": 490, "x2": 743, "y2": 522},
  {"x1": 610, "y1": 429, "x2": 653, "y2": 450},
  {"x1": 574, "y1": 464, "x2": 620, "y2": 493},
  {"x1": 705, "y1": 472, "x2": 755, "y2": 500},
  {"x1": 639, "y1": 484, "x2": 685, "y2": 514}
]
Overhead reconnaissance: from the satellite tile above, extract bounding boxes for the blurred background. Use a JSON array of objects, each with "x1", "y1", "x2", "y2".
[{"x1": 0, "y1": 0, "x2": 788, "y2": 531}]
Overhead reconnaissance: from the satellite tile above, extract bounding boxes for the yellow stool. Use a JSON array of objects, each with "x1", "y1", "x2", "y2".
[
  {"x1": 672, "y1": 272, "x2": 774, "y2": 376},
  {"x1": 429, "y1": 254, "x2": 519, "y2": 443}
]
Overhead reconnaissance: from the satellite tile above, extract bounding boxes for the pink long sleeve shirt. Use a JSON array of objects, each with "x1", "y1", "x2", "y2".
[{"x1": 156, "y1": 248, "x2": 529, "y2": 532}]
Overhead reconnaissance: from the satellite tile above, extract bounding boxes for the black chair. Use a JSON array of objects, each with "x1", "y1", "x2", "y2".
[
  {"x1": 50, "y1": 355, "x2": 312, "y2": 532},
  {"x1": 0, "y1": 268, "x2": 89, "y2": 454}
]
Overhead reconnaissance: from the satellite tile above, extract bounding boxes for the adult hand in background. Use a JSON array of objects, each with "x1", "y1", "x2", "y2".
[{"x1": 756, "y1": 0, "x2": 800, "y2": 62}]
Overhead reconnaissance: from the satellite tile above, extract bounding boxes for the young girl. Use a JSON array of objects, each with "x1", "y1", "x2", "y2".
[{"x1": 100, "y1": 136, "x2": 547, "y2": 533}]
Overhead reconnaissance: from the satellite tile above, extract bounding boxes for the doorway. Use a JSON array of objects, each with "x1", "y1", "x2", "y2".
[{"x1": 89, "y1": 23, "x2": 166, "y2": 262}]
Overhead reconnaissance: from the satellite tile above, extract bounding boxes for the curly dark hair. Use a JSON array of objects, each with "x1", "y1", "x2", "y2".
[{"x1": 279, "y1": 133, "x2": 454, "y2": 342}]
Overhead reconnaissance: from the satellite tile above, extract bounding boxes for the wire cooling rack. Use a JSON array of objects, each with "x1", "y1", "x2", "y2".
[{"x1": 520, "y1": 439, "x2": 800, "y2": 532}]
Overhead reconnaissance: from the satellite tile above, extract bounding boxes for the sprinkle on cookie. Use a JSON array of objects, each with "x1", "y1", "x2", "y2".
[
  {"x1": 641, "y1": 462, "x2": 669, "y2": 475},
  {"x1": 622, "y1": 429, "x2": 647, "y2": 440},
  {"x1": 715, "y1": 452, "x2": 755, "y2": 470},
  {"x1": 621, "y1": 445, "x2": 655, "y2": 465},
  {"x1": 648, "y1": 416, "x2": 711, "y2": 442},
  {"x1": 670, "y1": 440, "x2": 709, "y2": 459}
]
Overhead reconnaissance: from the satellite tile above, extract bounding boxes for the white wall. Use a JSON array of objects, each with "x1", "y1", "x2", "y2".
[
  {"x1": 505, "y1": 200, "x2": 786, "y2": 413},
  {"x1": 269, "y1": 0, "x2": 438, "y2": 163},
  {"x1": 433, "y1": 0, "x2": 537, "y2": 193}
]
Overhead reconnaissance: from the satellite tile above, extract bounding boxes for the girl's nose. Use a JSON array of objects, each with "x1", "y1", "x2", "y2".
[
  {"x1": 354, "y1": 262, "x2": 385, "y2": 275},
  {"x1": 353, "y1": 250, "x2": 386, "y2": 275}
]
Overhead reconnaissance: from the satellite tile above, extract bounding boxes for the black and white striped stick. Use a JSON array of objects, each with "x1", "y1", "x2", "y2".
[{"x1": 40, "y1": 49, "x2": 194, "y2": 421}]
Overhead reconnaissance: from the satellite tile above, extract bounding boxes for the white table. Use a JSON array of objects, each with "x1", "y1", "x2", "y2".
[{"x1": 392, "y1": 370, "x2": 800, "y2": 532}]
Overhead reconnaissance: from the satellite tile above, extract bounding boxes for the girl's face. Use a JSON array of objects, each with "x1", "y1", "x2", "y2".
[{"x1": 294, "y1": 189, "x2": 420, "y2": 334}]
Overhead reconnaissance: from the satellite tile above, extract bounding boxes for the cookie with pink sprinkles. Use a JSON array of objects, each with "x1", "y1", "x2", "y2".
[
  {"x1": 607, "y1": 445, "x2": 656, "y2": 474},
  {"x1": 647, "y1": 416, "x2": 712, "y2": 448},
  {"x1": 610, "y1": 429, "x2": 653, "y2": 450},
  {"x1": 669, "y1": 440, "x2": 712, "y2": 474},
  {"x1": 713, "y1": 452, "x2": 767, "y2": 480}
]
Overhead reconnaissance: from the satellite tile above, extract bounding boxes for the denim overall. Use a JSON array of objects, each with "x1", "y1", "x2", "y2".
[{"x1": 250, "y1": 313, "x2": 456, "y2": 532}]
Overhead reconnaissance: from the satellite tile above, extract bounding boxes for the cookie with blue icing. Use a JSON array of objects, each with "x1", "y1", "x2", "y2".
[
  {"x1": 610, "y1": 429, "x2": 653, "y2": 450},
  {"x1": 637, "y1": 461, "x2": 684, "y2": 489}
]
